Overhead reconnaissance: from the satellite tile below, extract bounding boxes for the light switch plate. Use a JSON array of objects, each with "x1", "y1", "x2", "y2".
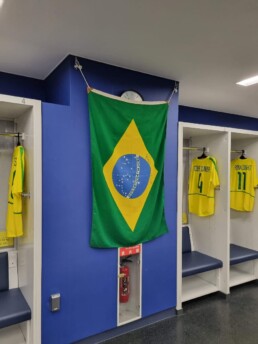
[{"x1": 50, "y1": 293, "x2": 61, "y2": 312}]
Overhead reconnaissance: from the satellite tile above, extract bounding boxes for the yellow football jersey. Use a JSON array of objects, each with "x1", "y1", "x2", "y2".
[
  {"x1": 230, "y1": 158, "x2": 258, "y2": 211},
  {"x1": 6, "y1": 146, "x2": 25, "y2": 237},
  {"x1": 188, "y1": 156, "x2": 220, "y2": 216}
]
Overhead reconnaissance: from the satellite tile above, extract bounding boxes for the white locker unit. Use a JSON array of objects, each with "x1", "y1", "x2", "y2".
[
  {"x1": 0, "y1": 95, "x2": 42, "y2": 344},
  {"x1": 177, "y1": 122, "x2": 230, "y2": 311},
  {"x1": 178, "y1": 122, "x2": 258, "y2": 311},
  {"x1": 230, "y1": 129, "x2": 258, "y2": 287},
  {"x1": 117, "y1": 245, "x2": 142, "y2": 326}
]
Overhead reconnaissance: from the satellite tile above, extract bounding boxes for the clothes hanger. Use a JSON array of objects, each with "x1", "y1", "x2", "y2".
[
  {"x1": 198, "y1": 147, "x2": 207, "y2": 159},
  {"x1": 17, "y1": 133, "x2": 21, "y2": 146},
  {"x1": 239, "y1": 150, "x2": 246, "y2": 159}
]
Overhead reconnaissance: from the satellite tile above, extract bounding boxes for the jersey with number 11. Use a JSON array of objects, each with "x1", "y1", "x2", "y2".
[
  {"x1": 230, "y1": 158, "x2": 258, "y2": 211},
  {"x1": 188, "y1": 156, "x2": 220, "y2": 216}
]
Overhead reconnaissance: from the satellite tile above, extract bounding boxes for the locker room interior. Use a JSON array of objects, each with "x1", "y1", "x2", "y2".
[{"x1": 1, "y1": 2, "x2": 258, "y2": 343}]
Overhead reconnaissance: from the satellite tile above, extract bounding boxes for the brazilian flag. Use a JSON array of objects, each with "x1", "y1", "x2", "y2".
[{"x1": 89, "y1": 89, "x2": 169, "y2": 248}]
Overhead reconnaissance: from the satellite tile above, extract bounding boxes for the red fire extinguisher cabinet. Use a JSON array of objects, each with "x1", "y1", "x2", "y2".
[{"x1": 117, "y1": 244, "x2": 142, "y2": 326}]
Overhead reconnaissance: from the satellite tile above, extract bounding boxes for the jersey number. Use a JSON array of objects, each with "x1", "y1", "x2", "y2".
[
  {"x1": 198, "y1": 173, "x2": 203, "y2": 193},
  {"x1": 237, "y1": 171, "x2": 246, "y2": 191}
]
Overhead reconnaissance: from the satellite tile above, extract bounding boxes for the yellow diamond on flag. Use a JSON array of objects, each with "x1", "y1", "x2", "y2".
[{"x1": 103, "y1": 119, "x2": 158, "y2": 231}]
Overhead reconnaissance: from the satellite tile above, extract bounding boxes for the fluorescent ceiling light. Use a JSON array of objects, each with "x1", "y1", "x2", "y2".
[
  {"x1": 0, "y1": 0, "x2": 4, "y2": 7},
  {"x1": 237, "y1": 75, "x2": 258, "y2": 87}
]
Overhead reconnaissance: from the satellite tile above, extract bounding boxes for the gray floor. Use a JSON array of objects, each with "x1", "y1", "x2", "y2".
[{"x1": 104, "y1": 282, "x2": 258, "y2": 344}]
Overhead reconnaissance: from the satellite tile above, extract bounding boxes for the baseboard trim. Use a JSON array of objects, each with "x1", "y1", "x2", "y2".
[{"x1": 75, "y1": 308, "x2": 176, "y2": 344}]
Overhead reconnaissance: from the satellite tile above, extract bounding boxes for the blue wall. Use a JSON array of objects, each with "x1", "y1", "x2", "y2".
[
  {"x1": 0, "y1": 57, "x2": 71, "y2": 105},
  {"x1": 42, "y1": 56, "x2": 178, "y2": 343},
  {"x1": 45, "y1": 57, "x2": 71, "y2": 105},
  {"x1": 179, "y1": 106, "x2": 258, "y2": 130},
  {"x1": 0, "y1": 71, "x2": 45, "y2": 101}
]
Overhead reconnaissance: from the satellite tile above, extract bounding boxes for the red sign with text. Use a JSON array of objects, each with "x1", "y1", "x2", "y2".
[{"x1": 119, "y1": 245, "x2": 141, "y2": 257}]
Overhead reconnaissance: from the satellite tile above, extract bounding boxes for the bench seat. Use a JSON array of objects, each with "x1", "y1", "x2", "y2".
[
  {"x1": 183, "y1": 251, "x2": 223, "y2": 277},
  {"x1": 0, "y1": 289, "x2": 31, "y2": 329},
  {"x1": 230, "y1": 244, "x2": 258, "y2": 266},
  {"x1": 0, "y1": 252, "x2": 31, "y2": 330},
  {"x1": 182, "y1": 226, "x2": 223, "y2": 278}
]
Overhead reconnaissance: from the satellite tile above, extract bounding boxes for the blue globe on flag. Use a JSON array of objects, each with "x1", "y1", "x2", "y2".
[{"x1": 112, "y1": 154, "x2": 151, "y2": 198}]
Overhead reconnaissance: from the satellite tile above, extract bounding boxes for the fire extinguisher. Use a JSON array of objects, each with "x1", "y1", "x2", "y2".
[{"x1": 119, "y1": 256, "x2": 132, "y2": 303}]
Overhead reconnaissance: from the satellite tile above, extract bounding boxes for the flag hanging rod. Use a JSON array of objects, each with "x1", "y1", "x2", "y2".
[{"x1": 74, "y1": 57, "x2": 90, "y2": 89}]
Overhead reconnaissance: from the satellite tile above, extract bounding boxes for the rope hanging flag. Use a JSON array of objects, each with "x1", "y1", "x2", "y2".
[
  {"x1": 74, "y1": 57, "x2": 178, "y2": 102},
  {"x1": 74, "y1": 57, "x2": 91, "y2": 90}
]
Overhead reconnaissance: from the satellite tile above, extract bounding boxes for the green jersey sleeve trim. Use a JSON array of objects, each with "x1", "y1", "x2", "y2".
[
  {"x1": 19, "y1": 146, "x2": 24, "y2": 190},
  {"x1": 208, "y1": 156, "x2": 219, "y2": 173}
]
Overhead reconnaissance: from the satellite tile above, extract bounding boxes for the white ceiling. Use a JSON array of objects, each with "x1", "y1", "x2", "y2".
[{"x1": 1, "y1": 0, "x2": 258, "y2": 118}]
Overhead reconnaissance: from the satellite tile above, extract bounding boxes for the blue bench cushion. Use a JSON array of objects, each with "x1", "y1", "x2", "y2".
[
  {"x1": 182, "y1": 226, "x2": 191, "y2": 253},
  {"x1": 0, "y1": 288, "x2": 31, "y2": 329},
  {"x1": 0, "y1": 252, "x2": 9, "y2": 291},
  {"x1": 182, "y1": 251, "x2": 223, "y2": 277},
  {"x1": 230, "y1": 244, "x2": 258, "y2": 266}
]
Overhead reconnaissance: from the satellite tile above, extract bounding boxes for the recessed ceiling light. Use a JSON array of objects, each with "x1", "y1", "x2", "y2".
[
  {"x1": 237, "y1": 75, "x2": 258, "y2": 87},
  {"x1": 0, "y1": 0, "x2": 4, "y2": 7}
]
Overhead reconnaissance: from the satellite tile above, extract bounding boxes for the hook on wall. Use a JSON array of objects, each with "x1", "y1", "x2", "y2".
[{"x1": 74, "y1": 57, "x2": 90, "y2": 89}]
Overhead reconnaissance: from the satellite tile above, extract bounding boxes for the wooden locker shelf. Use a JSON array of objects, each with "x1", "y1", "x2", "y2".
[
  {"x1": 182, "y1": 275, "x2": 219, "y2": 302},
  {"x1": 230, "y1": 266, "x2": 256, "y2": 287},
  {"x1": 0, "y1": 324, "x2": 25, "y2": 344}
]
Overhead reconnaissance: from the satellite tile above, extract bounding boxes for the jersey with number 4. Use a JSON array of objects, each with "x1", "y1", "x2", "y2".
[
  {"x1": 188, "y1": 156, "x2": 220, "y2": 216},
  {"x1": 230, "y1": 158, "x2": 258, "y2": 211}
]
